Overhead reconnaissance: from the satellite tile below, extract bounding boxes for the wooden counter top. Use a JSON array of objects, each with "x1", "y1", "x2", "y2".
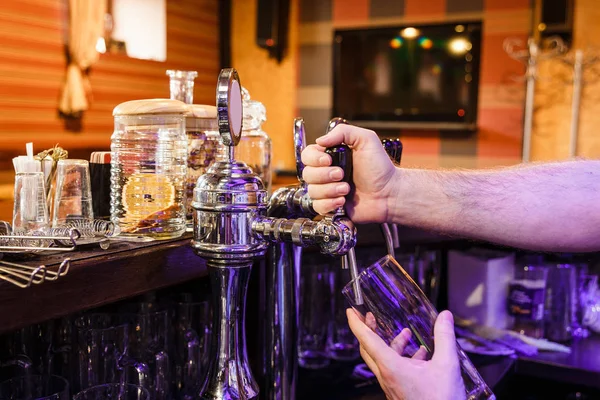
[{"x1": 0, "y1": 233, "x2": 206, "y2": 334}]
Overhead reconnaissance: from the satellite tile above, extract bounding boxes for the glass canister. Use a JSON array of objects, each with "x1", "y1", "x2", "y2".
[
  {"x1": 111, "y1": 99, "x2": 188, "y2": 239},
  {"x1": 184, "y1": 105, "x2": 222, "y2": 219},
  {"x1": 230, "y1": 87, "x2": 272, "y2": 193}
]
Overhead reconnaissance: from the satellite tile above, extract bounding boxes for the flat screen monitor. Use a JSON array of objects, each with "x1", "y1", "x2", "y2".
[{"x1": 332, "y1": 21, "x2": 482, "y2": 131}]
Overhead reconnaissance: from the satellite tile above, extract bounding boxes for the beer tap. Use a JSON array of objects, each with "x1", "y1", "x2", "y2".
[
  {"x1": 192, "y1": 70, "x2": 358, "y2": 400},
  {"x1": 380, "y1": 138, "x2": 403, "y2": 256},
  {"x1": 265, "y1": 118, "x2": 315, "y2": 219},
  {"x1": 258, "y1": 117, "x2": 362, "y2": 400},
  {"x1": 324, "y1": 118, "x2": 363, "y2": 305},
  {"x1": 255, "y1": 117, "x2": 315, "y2": 400},
  {"x1": 192, "y1": 69, "x2": 265, "y2": 400}
]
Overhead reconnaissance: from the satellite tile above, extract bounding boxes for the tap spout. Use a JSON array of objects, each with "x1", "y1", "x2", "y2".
[{"x1": 252, "y1": 215, "x2": 356, "y2": 256}]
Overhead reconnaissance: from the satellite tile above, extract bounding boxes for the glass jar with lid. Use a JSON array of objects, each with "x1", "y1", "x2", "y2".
[
  {"x1": 184, "y1": 104, "x2": 222, "y2": 219},
  {"x1": 111, "y1": 99, "x2": 188, "y2": 239},
  {"x1": 230, "y1": 87, "x2": 272, "y2": 193}
]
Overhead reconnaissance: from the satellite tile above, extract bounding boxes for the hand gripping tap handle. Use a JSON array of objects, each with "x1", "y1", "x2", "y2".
[{"x1": 325, "y1": 117, "x2": 363, "y2": 305}]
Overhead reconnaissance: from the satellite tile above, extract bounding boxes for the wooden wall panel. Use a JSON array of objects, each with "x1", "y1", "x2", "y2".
[
  {"x1": 531, "y1": 0, "x2": 600, "y2": 161},
  {"x1": 0, "y1": 0, "x2": 220, "y2": 165},
  {"x1": 297, "y1": 0, "x2": 530, "y2": 169}
]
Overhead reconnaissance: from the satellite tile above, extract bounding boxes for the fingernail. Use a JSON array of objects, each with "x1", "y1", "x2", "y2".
[
  {"x1": 329, "y1": 169, "x2": 343, "y2": 180},
  {"x1": 333, "y1": 197, "x2": 345, "y2": 208},
  {"x1": 440, "y1": 310, "x2": 454, "y2": 326},
  {"x1": 319, "y1": 155, "x2": 330, "y2": 166},
  {"x1": 336, "y1": 183, "x2": 349, "y2": 195}
]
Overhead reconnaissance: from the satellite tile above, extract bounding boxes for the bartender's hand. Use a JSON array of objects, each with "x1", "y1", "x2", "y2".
[
  {"x1": 347, "y1": 309, "x2": 466, "y2": 400},
  {"x1": 301, "y1": 124, "x2": 398, "y2": 223}
]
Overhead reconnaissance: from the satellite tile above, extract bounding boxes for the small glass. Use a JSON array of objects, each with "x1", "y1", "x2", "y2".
[
  {"x1": 326, "y1": 267, "x2": 359, "y2": 361},
  {"x1": 174, "y1": 301, "x2": 212, "y2": 399},
  {"x1": 51, "y1": 159, "x2": 93, "y2": 227},
  {"x1": 0, "y1": 375, "x2": 69, "y2": 400},
  {"x1": 343, "y1": 255, "x2": 495, "y2": 400},
  {"x1": 12, "y1": 172, "x2": 48, "y2": 234},
  {"x1": 166, "y1": 70, "x2": 197, "y2": 104},
  {"x1": 298, "y1": 264, "x2": 332, "y2": 369},
  {"x1": 74, "y1": 315, "x2": 149, "y2": 393},
  {"x1": 73, "y1": 383, "x2": 149, "y2": 400},
  {"x1": 136, "y1": 310, "x2": 171, "y2": 400},
  {"x1": 509, "y1": 264, "x2": 549, "y2": 339}
]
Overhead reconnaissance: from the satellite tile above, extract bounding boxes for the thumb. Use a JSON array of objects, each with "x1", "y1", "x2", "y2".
[
  {"x1": 315, "y1": 124, "x2": 375, "y2": 150},
  {"x1": 432, "y1": 310, "x2": 459, "y2": 366}
]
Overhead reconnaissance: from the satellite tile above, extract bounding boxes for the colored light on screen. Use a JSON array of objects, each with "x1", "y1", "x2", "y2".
[
  {"x1": 266, "y1": 38, "x2": 275, "y2": 47},
  {"x1": 418, "y1": 37, "x2": 433, "y2": 49},
  {"x1": 457, "y1": 109, "x2": 466, "y2": 117},
  {"x1": 389, "y1": 37, "x2": 403, "y2": 49},
  {"x1": 400, "y1": 27, "x2": 419, "y2": 39},
  {"x1": 449, "y1": 37, "x2": 472, "y2": 54}
]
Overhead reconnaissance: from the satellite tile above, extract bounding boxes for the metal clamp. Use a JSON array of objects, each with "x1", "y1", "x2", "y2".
[{"x1": 0, "y1": 258, "x2": 70, "y2": 288}]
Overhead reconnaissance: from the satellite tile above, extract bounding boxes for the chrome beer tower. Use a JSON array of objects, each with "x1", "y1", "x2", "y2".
[
  {"x1": 259, "y1": 116, "x2": 365, "y2": 400},
  {"x1": 192, "y1": 69, "x2": 359, "y2": 400},
  {"x1": 258, "y1": 120, "x2": 403, "y2": 400}
]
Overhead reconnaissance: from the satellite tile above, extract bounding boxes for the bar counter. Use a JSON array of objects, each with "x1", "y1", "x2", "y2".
[
  {"x1": 1, "y1": 229, "x2": 600, "y2": 397},
  {"x1": 0, "y1": 233, "x2": 205, "y2": 334},
  {"x1": 299, "y1": 336, "x2": 600, "y2": 399}
]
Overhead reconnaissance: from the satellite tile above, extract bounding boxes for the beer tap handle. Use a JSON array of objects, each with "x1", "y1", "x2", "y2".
[
  {"x1": 216, "y1": 68, "x2": 243, "y2": 162},
  {"x1": 381, "y1": 137, "x2": 403, "y2": 165},
  {"x1": 325, "y1": 118, "x2": 363, "y2": 304},
  {"x1": 325, "y1": 118, "x2": 352, "y2": 216},
  {"x1": 393, "y1": 138, "x2": 403, "y2": 165},
  {"x1": 294, "y1": 118, "x2": 307, "y2": 184},
  {"x1": 325, "y1": 144, "x2": 352, "y2": 217}
]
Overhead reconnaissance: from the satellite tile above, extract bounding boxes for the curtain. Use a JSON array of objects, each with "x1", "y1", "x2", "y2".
[{"x1": 58, "y1": 0, "x2": 107, "y2": 117}]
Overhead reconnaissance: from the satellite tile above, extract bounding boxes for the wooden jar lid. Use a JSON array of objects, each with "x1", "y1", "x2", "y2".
[
  {"x1": 113, "y1": 99, "x2": 188, "y2": 116},
  {"x1": 185, "y1": 104, "x2": 218, "y2": 130}
]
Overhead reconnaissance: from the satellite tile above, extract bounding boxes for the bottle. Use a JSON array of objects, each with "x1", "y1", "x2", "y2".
[
  {"x1": 232, "y1": 87, "x2": 272, "y2": 193},
  {"x1": 110, "y1": 99, "x2": 188, "y2": 239},
  {"x1": 508, "y1": 256, "x2": 548, "y2": 338}
]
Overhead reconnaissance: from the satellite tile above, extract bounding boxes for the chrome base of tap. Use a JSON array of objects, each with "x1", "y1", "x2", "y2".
[
  {"x1": 199, "y1": 264, "x2": 259, "y2": 400},
  {"x1": 193, "y1": 249, "x2": 268, "y2": 266},
  {"x1": 260, "y1": 242, "x2": 300, "y2": 400}
]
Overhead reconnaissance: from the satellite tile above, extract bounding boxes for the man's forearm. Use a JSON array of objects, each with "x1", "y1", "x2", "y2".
[{"x1": 390, "y1": 160, "x2": 600, "y2": 252}]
